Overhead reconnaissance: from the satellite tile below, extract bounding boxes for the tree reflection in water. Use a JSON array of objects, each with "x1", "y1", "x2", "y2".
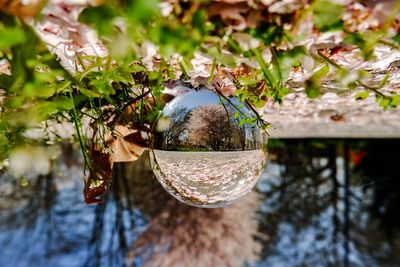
[
  {"x1": 257, "y1": 140, "x2": 400, "y2": 267},
  {"x1": 125, "y1": 154, "x2": 261, "y2": 267},
  {"x1": 0, "y1": 140, "x2": 400, "y2": 267}
]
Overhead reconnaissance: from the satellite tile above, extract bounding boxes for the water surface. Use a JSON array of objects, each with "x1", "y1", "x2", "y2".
[{"x1": 0, "y1": 140, "x2": 399, "y2": 267}]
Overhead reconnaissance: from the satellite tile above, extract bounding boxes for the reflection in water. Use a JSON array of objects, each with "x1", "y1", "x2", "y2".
[
  {"x1": 126, "y1": 155, "x2": 262, "y2": 267},
  {"x1": 150, "y1": 150, "x2": 265, "y2": 208},
  {"x1": 256, "y1": 140, "x2": 400, "y2": 267},
  {"x1": 0, "y1": 140, "x2": 400, "y2": 266}
]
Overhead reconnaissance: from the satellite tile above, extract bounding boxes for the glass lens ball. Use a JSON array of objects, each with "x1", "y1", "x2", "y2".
[{"x1": 150, "y1": 89, "x2": 266, "y2": 208}]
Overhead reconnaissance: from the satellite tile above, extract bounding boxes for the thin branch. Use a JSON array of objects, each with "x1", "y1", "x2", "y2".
[
  {"x1": 207, "y1": 57, "x2": 217, "y2": 85},
  {"x1": 244, "y1": 99, "x2": 272, "y2": 131},
  {"x1": 317, "y1": 51, "x2": 343, "y2": 70},
  {"x1": 68, "y1": 90, "x2": 90, "y2": 173},
  {"x1": 215, "y1": 87, "x2": 271, "y2": 132},
  {"x1": 318, "y1": 51, "x2": 392, "y2": 99}
]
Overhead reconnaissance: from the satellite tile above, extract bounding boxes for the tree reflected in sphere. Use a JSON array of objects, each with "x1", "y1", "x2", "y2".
[{"x1": 151, "y1": 90, "x2": 266, "y2": 208}]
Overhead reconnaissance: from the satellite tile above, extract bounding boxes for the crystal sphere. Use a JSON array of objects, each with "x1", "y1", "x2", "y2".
[{"x1": 150, "y1": 89, "x2": 266, "y2": 208}]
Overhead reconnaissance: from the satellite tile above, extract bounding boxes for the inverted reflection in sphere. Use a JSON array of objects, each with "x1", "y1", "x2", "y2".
[{"x1": 150, "y1": 89, "x2": 266, "y2": 208}]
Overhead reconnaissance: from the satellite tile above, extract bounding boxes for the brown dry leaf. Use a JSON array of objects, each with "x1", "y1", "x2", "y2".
[
  {"x1": 109, "y1": 126, "x2": 147, "y2": 163},
  {"x1": 0, "y1": 0, "x2": 44, "y2": 18},
  {"x1": 84, "y1": 145, "x2": 111, "y2": 204},
  {"x1": 84, "y1": 104, "x2": 150, "y2": 204}
]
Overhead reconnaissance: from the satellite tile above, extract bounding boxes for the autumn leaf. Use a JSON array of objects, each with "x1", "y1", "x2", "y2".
[{"x1": 84, "y1": 104, "x2": 150, "y2": 204}]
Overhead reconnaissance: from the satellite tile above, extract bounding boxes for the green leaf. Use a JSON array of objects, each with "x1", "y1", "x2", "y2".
[
  {"x1": 0, "y1": 27, "x2": 26, "y2": 49},
  {"x1": 0, "y1": 73, "x2": 12, "y2": 89},
  {"x1": 393, "y1": 32, "x2": 400, "y2": 44},
  {"x1": 23, "y1": 82, "x2": 56, "y2": 98},
  {"x1": 344, "y1": 32, "x2": 380, "y2": 59},
  {"x1": 313, "y1": 0, "x2": 344, "y2": 32},
  {"x1": 79, "y1": 5, "x2": 118, "y2": 35},
  {"x1": 249, "y1": 22, "x2": 284, "y2": 46},
  {"x1": 305, "y1": 82, "x2": 321, "y2": 99},
  {"x1": 389, "y1": 95, "x2": 400, "y2": 108},
  {"x1": 312, "y1": 64, "x2": 329, "y2": 80},
  {"x1": 355, "y1": 90, "x2": 369, "y2": 100},
  {"x1": 127, "y1": 0, "x2": 160, "y2": 24},
  {"x1": 128, "y1": 64, "x2": 146, "y2": 73},
  {"x1": 227, "y1": 38, "x2": 243, "y2": 54},
  {"x1": 89, "y1": 79, "x2": 115, "y2": 95},
  {"x1": 79, "y1": 87, "x2": 101, "y2": 98},
  {"x1": 52, "y1": 96, "x2": 75, "y2": 110},
  {"x1": 219, "y1": 53, "x2": 236, "y2": 67},
  {"x1": 252, "y1": 97, "x2": 266, "y2": 108},
  {"x1": 238, "y1": 117, "x2": 256, "y2": 126},
  {"x1": 253, "y1": 48, "x2": 276, "y2": 88},
  {"x1": 305, "y1": 64, "x2": 329, "y2": 99},
  {"x1": 379, "y1": 97, "x2": 390, "y2": 109},
  {"x1": 238, "y1": 76, "x2": 257, "y2": 87},
  {"x1": 276, "y1": 46, "x2": 306, "y2": 82},
  {"x1": 378, "y1": 72, "x2": 390, "y2": 88},
  {"x1": 148, "y1": 71, "x2": 160, "y2": 81},
  {"x1": 192, "y1": 9, "x2": 207, "y2": 36}
]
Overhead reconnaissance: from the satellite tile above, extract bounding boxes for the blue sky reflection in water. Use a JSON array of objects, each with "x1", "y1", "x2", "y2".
[{"x1": 0, "y1": 140, "x2": 400, "y2": 266}]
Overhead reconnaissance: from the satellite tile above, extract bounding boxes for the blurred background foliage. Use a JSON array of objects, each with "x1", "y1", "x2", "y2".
[{"x1": 0, "y1": 0, "x2": 399, "y2": 179}]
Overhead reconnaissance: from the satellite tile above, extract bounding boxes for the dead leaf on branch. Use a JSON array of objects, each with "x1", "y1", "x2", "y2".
[
  {"x1": 84, "y1": 102, "x2": 151, "y2": 204},
  {"x1": 84, "y1": 145, "x2": 111, "y2": 204}
]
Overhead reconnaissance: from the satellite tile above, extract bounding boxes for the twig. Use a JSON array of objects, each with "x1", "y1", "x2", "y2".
[
  {"x1": 207, "y1": 57, "x2": 217, "y2": 85},
  {"x1": 244, "y1": 99, "x2": 271, "y2": 131},
  {"x1": 318, "y1": 51, "x2": 392, "y2": 98},
  {"x1": 68, "y1": 90, "x2": 91, "y2": 173},
  {"x1": 356, "y1": 80, "x2": 388, "y2": 98},
  {"x1": 317, "y1": 51, "x2": 343, "y2": 70},
  {"x1": 106, "y1": 88, "x2": 152, "y2": 128},
  {"x1": 215, "y1": 88, "x2": 271, "y2": 132}
]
